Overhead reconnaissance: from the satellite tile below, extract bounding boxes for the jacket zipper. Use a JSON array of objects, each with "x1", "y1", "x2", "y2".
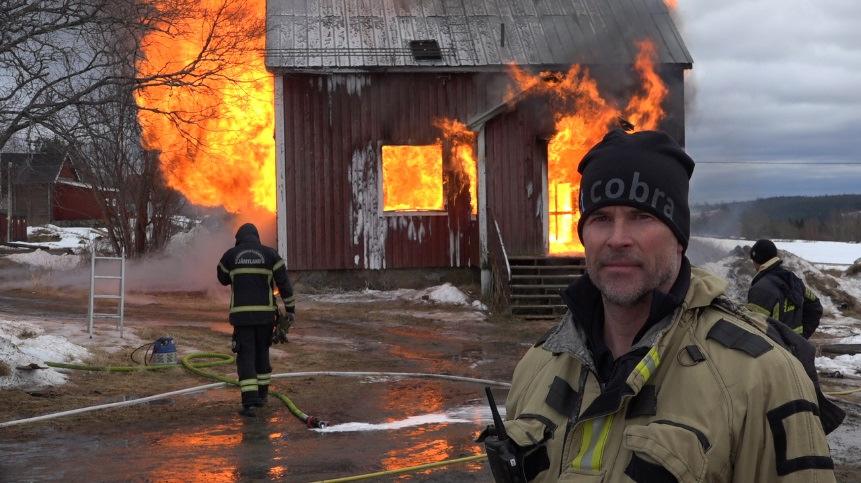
[{"x1": 559, "y1": 368, "x2": 590, "y2": 475}]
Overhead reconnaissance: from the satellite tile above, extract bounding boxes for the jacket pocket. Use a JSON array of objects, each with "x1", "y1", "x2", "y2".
[{"x1": 623, "y1": 420, "x2": 709, "y2": 483}]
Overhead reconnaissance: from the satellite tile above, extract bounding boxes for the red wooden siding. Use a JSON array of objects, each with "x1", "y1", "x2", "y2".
[
  {"x1": 280, "y1": 73, "x2": 494, "y2": 270},
  {"x1": 277, "y1": 65, "x2": 686, "y2": 269},
  {"x1": 52, "y1": 184, "x2": 103, "y2": 221},
  {"x1": 0, "y1": 213, "x2": 27, "y2": 242}
]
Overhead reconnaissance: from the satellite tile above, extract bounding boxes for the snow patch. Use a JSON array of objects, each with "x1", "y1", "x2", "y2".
[
  {"x1": 836, "y1": 334, "x2": 861, "y2": 344},
  {"x1": 0, "y1": 320, "x2": 91, "y2": 389},
  {"x1": 425, "y1": 283, "x2": 469, "y2": 305},
  {"x1": 22, "y1": 224, "x2": 104, "y2": 252},
  {"x1": 6, "y1": 249, "x2": 81, "y2": 270},
  {"x1": 307, "y1": 283, "x2": 486, "y2": 311},
  {"x1": 815, "y1": 354, "x2": 861, "y2": 376}
]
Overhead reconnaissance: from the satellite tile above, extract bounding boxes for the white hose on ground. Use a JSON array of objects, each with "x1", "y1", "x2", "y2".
[
  {"x1": 0, "y1": 371, "x2": 510, "y2": 428},
  {"x1": 0, "y1": 382, "x2": 228, "y2": 428}
]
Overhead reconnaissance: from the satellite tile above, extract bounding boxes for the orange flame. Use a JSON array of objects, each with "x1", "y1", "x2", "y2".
[
  {"x1": 382, "y1": 145, "x2": 444, "y2": 211},
  {"x1": 381, "y1": 120, "x2": 478, "y2": 215},
  {"x1": 436, "y1": 118, "x2": 478, "y2": 215},
  {"x1": 664, "y1": 0, "x2": 678, "y2": 9},
  {"x1": 510, "y1": 39, "x2": 668, "y2": 255},
  {"x1": 134, "y1": 0, "x2": 275, "y2": 215}
]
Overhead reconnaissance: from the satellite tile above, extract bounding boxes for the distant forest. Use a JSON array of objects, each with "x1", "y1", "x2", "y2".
[{"x1": 692, "y1": 195, "x2": 861, "y2": 242}]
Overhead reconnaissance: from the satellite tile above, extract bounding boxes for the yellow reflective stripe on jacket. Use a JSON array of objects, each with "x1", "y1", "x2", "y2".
[
  {"x1": 771, "y1": 302, "x2": 780, "y2": 319},
  {"x1": 218, "y1": 262, "x2": 229, "y2": 274},
  {"x1": 793, "y1": 325, "x2": 803, "y2": 334},
  {"x1": 227, "y1": 268, "x2": 275, "y2": 312},
  {"x1": 230, "y1": 305, "x2": 277, "y2": 313},
  {"x1": 282, "y1": 295, "x2": 296, "y2": 307},
  {"x1": 634, "y1": 346, "x2": 661, "y2": 383},
  {"x1": 229, "y1": 268, "x2": 273, "y2": 278},
  {"x1": 571, "y1": 414, "x2": 615, "y2": 471},
  {"x1": 273, "y1": 259, "x2": 285, "y2": 271}
]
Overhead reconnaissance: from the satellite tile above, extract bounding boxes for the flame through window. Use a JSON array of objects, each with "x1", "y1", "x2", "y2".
[{"x1": 381, "y1": 145, "x2": 444, "y2": 212}]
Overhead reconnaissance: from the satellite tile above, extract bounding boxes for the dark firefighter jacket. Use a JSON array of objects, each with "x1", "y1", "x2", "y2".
[
  {"x1": 217, "y1": 224, "x2": 295, "y2": 326},
  {"x1": 502, "y1": 263, "x2": 838, "y2": 483},
  {"x1": 748, "y1": 257, "x2": 823, "y2": 338}
]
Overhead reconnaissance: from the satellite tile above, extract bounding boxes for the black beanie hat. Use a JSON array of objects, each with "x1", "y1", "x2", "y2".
[
  {"x1": 577, "y1": 129, "x2": 695, "y2": 247},
  {"x1": 750, "y1": 239, "x2": 777, "y2": 264}
]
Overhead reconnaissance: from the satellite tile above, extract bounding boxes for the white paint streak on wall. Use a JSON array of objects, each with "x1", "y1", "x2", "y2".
[
  {"x1": 328, "y1": 75, "x2": 371, "y2": 96},
  {"x1": 349, "y1": 143, "x2": 386, "y2": 269},
  {"x1": 406, "y1": 219, "x2": 415, "y2": 240},
  {"x1": 449, "y1": 229, "x2": 462, "y2": 268}
]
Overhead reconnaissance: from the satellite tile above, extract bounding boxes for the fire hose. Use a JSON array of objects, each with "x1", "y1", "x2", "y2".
[
  {"x1": 41, "y1": 352, "x2": 327, "y2": 428},
  {"x1": 2, "y1": 363, "x2": 508, "y2": 480},
  {"x1": 179, "y1": 353, "x2": 326, "y2": 428}
]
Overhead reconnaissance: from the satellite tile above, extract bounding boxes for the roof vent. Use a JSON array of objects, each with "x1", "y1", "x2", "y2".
[{"x1": 409, "y1": 40, "x2": 442, "y2": 61}]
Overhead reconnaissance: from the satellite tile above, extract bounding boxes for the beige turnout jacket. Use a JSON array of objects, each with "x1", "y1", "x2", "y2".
[{"x1": 504, "y1": 268, "x2": 835, "y2": 482}]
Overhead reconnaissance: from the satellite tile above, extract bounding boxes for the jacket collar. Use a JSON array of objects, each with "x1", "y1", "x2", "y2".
[
  {"x1": 757, "y1": 256, "x2": 782, "y2": 274},
  {"x1": 752, "y1": 257, "x2": 782, "y2": 285}
]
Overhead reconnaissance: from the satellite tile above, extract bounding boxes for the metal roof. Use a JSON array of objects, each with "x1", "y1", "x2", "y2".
[
  {"x1": 5, "y1": 153, "x2": 65, "y2": 185},
  {"x1": 265, "y1": 0, "x2": 692, "y2": 71}
]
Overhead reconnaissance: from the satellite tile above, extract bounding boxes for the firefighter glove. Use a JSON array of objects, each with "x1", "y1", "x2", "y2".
[{"x1": 272, "y1": 311, "x2": 294, "y2": 344}]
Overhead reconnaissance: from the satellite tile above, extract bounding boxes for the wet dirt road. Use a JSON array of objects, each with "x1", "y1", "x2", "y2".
[
  {"x1": 2, "y1": 288, "x2": 861, "y2": 481},
  {"x1": 0, "y1": 289, "x2": 541, "y2": 481},
  {"x1": 0, "y1": 383, "x2": 495, "y2": 481}
]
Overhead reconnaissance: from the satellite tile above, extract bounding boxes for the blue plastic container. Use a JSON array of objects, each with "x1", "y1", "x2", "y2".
[{"x1": 152, "y1": 337, "x2": 177, "y2": 365}]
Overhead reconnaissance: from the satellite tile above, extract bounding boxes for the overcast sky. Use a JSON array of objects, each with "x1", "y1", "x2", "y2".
[{"x1": 678, "y1": 0, "x2": 861, "y2": 203}]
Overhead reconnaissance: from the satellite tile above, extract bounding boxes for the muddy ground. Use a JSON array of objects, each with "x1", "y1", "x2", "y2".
[{"x1": 1, "y1": 286, "x2": 860, "y2": 482}]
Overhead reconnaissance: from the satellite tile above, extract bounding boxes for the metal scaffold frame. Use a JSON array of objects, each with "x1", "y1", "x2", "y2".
[{"x1": 87, "y1": 246, "x2": 126, "y2": 338}]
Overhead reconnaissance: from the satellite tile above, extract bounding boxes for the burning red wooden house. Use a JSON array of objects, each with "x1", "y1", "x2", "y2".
[{"x1": 265, "y1": 0, "x2": 692, "y2": 307}]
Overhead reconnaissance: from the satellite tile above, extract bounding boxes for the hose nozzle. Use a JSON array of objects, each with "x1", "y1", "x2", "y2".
[{"x1": 306, "y1": 416, "x2": 328, "y2": 429}]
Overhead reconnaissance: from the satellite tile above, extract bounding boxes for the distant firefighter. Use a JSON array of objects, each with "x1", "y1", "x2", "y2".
[
  {"x1": 217, "y1": 223, "x2": 295, "y2": 417},
  {"x1": 748, "y1": 239, "x2": 823, "y2": 338}
]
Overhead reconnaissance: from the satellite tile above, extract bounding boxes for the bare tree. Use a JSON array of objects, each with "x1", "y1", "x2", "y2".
[
  {"x1": 63, "y1": 85, "x2": 185, "y2": 257},
  {"x1": 1, "y1": 0, "x2": 264, "y2": 150},
  {"x1": 2, "y1": 0, "x2": 264, "y2": 255}
]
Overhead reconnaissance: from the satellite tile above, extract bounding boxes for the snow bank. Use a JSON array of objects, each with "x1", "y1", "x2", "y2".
[
  {"x1": 693, "y1": 236, "x2": 861, "y2": 266},
  {"x1": 425, "y1": 283, "x2": 470, "y2": 305},
  {"x1": 837, "y1": 334, "x2": 861, "y2": 344},
  {"x1": 815, "y1": 354, "x2": 861, "y2": 376},
  {"x1": 307, "y1": 283, "x2": 487, "y2": 310},
  {"x1": 0, "y1": 320, "x2": 90, "y2": 389},
  {"x1": 22, "y1": 224, "x2": 104, "y2": 252},
  {"x1": 6, "y1": 249, "x2": 81, "y2": 270}
]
